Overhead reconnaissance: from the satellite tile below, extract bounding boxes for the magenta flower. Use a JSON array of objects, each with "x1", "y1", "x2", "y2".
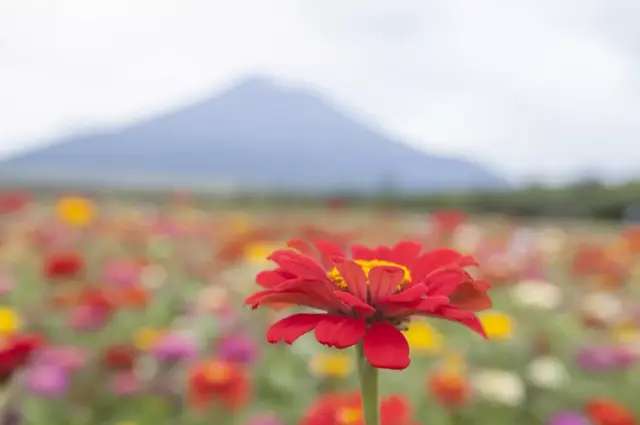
[
  {"x1": 35, "y1": 346, "x2": 87, "y2": 372},
  {"x1": 152, "y1": 333, "x2": 198, "y2": 363},
  {"x1": 576, "y1": 345, "x2": 636, "y2": 371},
  {"x1": 548, "y1": 410, "x2": 589, "y2": 425},
  {"x1": 26, "y1": 365, "x2": 68, "y2": 398},
  {"x1": 217, "y1": 334, "x2": 259, "y2": 365}
]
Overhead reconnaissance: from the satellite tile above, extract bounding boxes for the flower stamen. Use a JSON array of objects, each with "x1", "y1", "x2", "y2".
[{"x1": 327, "y1": 260, "x2": 412, "y2": 289}]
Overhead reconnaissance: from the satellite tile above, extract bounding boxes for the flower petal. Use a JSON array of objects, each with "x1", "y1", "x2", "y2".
[
  {"x1": 431, "y1": 307, "x2": 487, "y2": 338},
  {"x1": 389, "y1": 241, "x2": 421, "y2": 269},
  {"x1": 313, "y1": 241, "x2": 346, "y2": 267},
  {"x1": 335, "y1": 259, "x2": 368, "y2": 301},
  {"x1": 266, "y1": 313, "x2": 326, "y2": 344},
  {"x1": 268, "y1": 250, "x2": 328, "y2": 281},
  {"x1": 363, "y1": 322, "x2": 410, "y2": 370},
  {"x1": 351, "y1": 245, "x2": 375, "y2": 260},
  {"x1": 334, "y1": 291, "x2": 376, "y2": 316},
  {"x1": 450, "y1": 280, "x2": 492, "y2": 312},
  {"x1": 315, "y1": 316, "x2": 366, "y2": 348},
  {"x1": 412, "y1": 249, "x2": 477, "y2": 283},
  {"x1": 256, "y1": 269, "x2": 295, "y2": 288},
  {"x1": 424, "y1": 269, "x2": 470, "y2": 296},
  {"x1": 369, "y1": 266, "x2": 405, "y2": 302}
]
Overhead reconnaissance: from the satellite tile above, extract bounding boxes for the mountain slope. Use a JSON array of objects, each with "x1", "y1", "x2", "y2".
[{"x1": 0, "y1": 76, "x2": 509, "y2": 193}]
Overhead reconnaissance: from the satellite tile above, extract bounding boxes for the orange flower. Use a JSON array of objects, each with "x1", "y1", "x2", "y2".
[
  {"x1": 428, "y1": 370, "x2": 471, "y2": 409},
  {"x1": 301, "y1": 392, "x2": 419, "y2": 425},
  {"x1": 586, "y1": 398, "x2": 635, "y2": 425},
  {"x1": 112, "y1": 286, "x2": 150, "y2": 309},
  {"x1": 188, "y1": 359, "x2": 251, "y2": 410}
]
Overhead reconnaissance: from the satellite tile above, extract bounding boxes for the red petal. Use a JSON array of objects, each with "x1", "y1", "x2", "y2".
[
  {"x1": 431, "y1": 307, "x2": 487, "y2": 338},
  {"x1": 256, "y1": 270, "x2": 294, "y2": 288},
  {"x1": 268, "y1": 250, "x2": 328, "y2": 281},
  {"x1": 313, "y1": 241, "x2": 346, "y2": 267},
  {"x1": 315, "y1": 316, "x2": 366, "y2": 348},
  {"x1": 381, "y1": 395, "x2": 412, "y2": 423},
  {"x1": 412, "y1": 249, "x2": 476, "y2": 283},
  {"x1": 424, "y1": 269, "x2": 469, "y2": 296},
  {"x1": 244, "y1": 290, "x2": 333, "y2": 311},
  {"x1": 351, "y1": 245, "x2": 375, "y2": 260},
  {"x1": 266, "y1": 313, "x2": 327, "y2": 344},
  {"x1": 334, "y1": 291, "x2": 376, "y2": 316},
  {"x1": 450, "y1": 281, "x2": 493, "y2": 312},
  {"x1": 287, "y1": 239, "x2": 316, "y2": 257},
  {"x1": 335, "y1": 259, "x2": 368, "y2": 301},
  {"x1": 363, "y1": 322, "x2": 410, "y2": 370},
  {"x1": 389, "y1": 241, "x2": 421, "y2": 269},
  {"x1": 373, "y1": 245, "x2": 392, "y2": 261},
  {"x1": 378, "y1": 283, "x2": 427, "y2": 304},
  {"x1": 369, "y1": 266, "x2": 404, "y2": 302}
]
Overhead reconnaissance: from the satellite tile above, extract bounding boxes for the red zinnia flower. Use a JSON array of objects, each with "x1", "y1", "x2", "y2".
[
  {"x1": 586, "y1": 398, "x2": 636, "y2": 425},
  {"x1": 0, "y1": 333, "x2": 44, "y2": 383},
  {"x1": 43, "y1": 251, "x2": 85, "y2": 280},
  {"x1": 103, "y1": 344, "x2": 136, "y2": 371},
  {"x1": 301, "y1": 392, "x2": 419, "y2": 425},
  {"x1": 187, "y1": 359, "x2": 251, "y2": 410},
  {"x1": 245, "y1": 240, "x2": 491, "y2": 370}
]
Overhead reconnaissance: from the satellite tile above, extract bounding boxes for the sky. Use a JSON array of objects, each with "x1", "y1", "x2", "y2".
[{"x1": 1, "y1": 0, "x2": 639, "y2": 184}]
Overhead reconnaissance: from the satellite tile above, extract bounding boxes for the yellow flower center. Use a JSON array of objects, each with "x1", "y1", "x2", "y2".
[
  {"x1": 336, "y1": 407, "x2": 362, "y2": 425},
  {"x1": 0, "y1": 308, "x2": 21, "y2": 335},
  {"x1": 327, "y1": 260, "x2": 411, "y2": 289}
]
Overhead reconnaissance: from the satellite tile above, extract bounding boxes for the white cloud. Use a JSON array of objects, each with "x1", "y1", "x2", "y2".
[{"x1": 0, "y1": 0, "x2": 638, "y2": 182}]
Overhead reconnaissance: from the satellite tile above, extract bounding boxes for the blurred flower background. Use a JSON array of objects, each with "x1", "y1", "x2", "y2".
[{"x1": 1, "y1": 1, "x2": 640, "y2": 424}]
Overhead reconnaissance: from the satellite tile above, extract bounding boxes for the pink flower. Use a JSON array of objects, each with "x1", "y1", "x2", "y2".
[
  {"x1": 109, "y1": 372, "x2": 142, "y2": 396},
  {"x1": 103, "y1": 261, "x2": 140, "y2": 287},
  {"x1": 68, "y1": 305, "x2": 109, "y2": 331}
]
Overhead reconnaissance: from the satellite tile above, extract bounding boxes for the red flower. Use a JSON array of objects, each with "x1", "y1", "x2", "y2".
[
  {"x1": 0, "y1": 333, "x2": 44, "y2": 383},
  {"x1": 188, "y1": 359, "x2": 251, "y2": 410},
  {"x1": 301, "y1": 392, "x2": 419, "y2": 425},
  {"x1": 103, "y1": 344, "x2": 136, "y2": 371},
  {"x1": 245, "y1": 240, "x2": 491, "y2": 370},
  {"x1": 44, "y1": 252, "x2": 85, "y2": 280},
  {"x1": 586, "y1": 398, "x2": 635, "y2": 425}
]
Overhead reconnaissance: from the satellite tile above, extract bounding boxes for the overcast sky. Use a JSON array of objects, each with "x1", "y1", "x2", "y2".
[{"x1": 1, "y1": 0, "x2": 639, "y2": 183}]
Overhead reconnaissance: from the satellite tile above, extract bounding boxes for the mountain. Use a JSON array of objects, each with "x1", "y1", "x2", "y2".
[{"x1": 0, "y1": 76, "x2": 509, "y2": 193}]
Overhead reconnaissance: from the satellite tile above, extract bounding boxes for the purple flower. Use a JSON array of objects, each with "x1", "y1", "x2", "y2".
[
  {"x1": 152, "y1": 333, "x2": 198, "y2": 362},
  {"x1": 548, "y1": 411, "x2": 589, "y2": 425},
  {"x1": 576, "y1": 346, "x2": 636, "y2": 371},
  {"x1": 26, "y1": 365, "x2": 69, "y2": 398},
  {"x1": 217, "y1": 334, "x2": 259, "y2": 364}
]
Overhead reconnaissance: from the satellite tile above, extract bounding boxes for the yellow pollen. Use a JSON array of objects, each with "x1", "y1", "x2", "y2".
[
  {"x1": 336, "y1": 407, "x2": 362, "y2": 425},
  {"x1": 327, "y1": 259, "x2": 411, "y2": 289}
]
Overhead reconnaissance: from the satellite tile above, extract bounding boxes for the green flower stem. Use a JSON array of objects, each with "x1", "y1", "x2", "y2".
[{"x1": 356, "y1": 342, "x2": 379, "y2": 425}]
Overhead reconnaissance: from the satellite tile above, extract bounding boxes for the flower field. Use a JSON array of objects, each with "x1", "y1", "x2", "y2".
[{"x1": 0, "y1": 191, "x2": 639, "y2": 425}]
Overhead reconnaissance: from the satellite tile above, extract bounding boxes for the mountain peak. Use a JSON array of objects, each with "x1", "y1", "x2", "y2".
[{"x1": 0, "y1": 75, "x2": 509, "y2": 192}]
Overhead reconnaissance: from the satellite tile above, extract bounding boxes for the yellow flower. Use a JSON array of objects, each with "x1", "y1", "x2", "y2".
[
  {"x1": 244, "y1": 242, "x2": 280, "y2": 265},
  {"x1": 133, "y1": 327, "x2": 164, "y2": 351},
  {"x1": 56, "y1": 196, "x2": 96, "y2": 227},
  {"x1": 309, "y1": 352, "x2": 353, "y2": 378},
  {"x1": 0, "y1": 308, "x2": 21, "y2": 335},
  {"x1": 612, "y1": 322, "x2": 640, "y2": 344},
  {"x1": 402, "y1": 321, "x2": 444, "y2": 354},
  {"x1": 480, "y1": 312, "x2": 514, "y2": 340}
]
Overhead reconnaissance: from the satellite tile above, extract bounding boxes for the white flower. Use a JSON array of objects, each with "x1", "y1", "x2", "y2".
[
  {"x1": 526, "y1": 356, "x2": 568, "y2": 389},
  {"x1": 140, "y1": 264, "x2": 167, "y2": 289},
  {"x1": 581, "y1": 292, "x2": 623, "y2": 323},
  {"x1": 471, "y1": 369, "x2": 525, "y2": 406},
  {"x1": 510, "y1": 280, "x2": 563, "y2": 310}
]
